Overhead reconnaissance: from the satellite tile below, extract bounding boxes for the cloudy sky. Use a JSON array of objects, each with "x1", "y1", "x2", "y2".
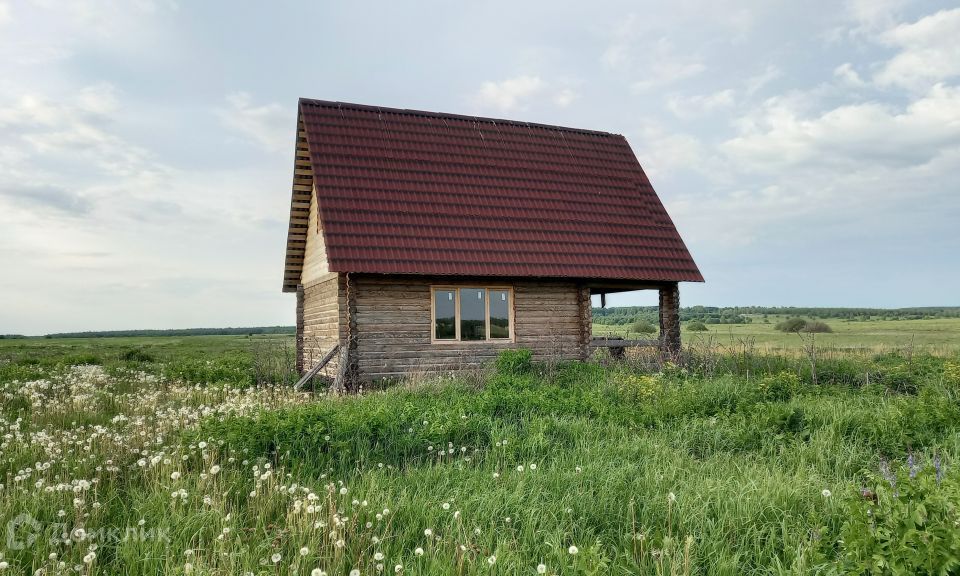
[{"x1": 1, "y1": 0, "x2": 958, "y2": 334}]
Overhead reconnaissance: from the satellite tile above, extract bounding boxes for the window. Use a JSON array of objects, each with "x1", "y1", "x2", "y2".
[
  {"x1": 431, "y1": 286, "x2": 513, "y2": 342},
  {"x1": 460, "y1": 288, "x2": 486, "y2": 340},
  {"x1": 433, "y1": 289, "x2": 456, "y2": 340},
  {"x1": 489, "y1": 289, "x2": 510, "y2": 339}
]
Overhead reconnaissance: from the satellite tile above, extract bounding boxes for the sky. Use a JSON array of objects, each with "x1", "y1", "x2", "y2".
[{"x1": 1, "y1": 0, "x2": 959, "y2": 334}]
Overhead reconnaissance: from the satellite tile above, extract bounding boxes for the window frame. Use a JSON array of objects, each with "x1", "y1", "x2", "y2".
[{"x1": 430, "y1": 285, "x2": 515, "y2": 344}]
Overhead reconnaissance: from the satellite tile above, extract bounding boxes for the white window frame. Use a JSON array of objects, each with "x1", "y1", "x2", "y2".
[{"x1": 430, "y1": 286, "x2": 515, "y2": 344}]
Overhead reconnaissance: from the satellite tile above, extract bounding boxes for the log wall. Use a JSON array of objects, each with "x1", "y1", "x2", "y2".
[
  {"x1": 301, "y1": 273, "x2": 341, "y2": 378},
  {"x1": 350, "y1": 275, "x2": 584, "y2": 381}
]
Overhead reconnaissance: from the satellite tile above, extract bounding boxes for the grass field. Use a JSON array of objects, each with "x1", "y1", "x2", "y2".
[
  {"x1": 1, "y1": 328, "x2": 959, "y2": 574},
  {"x1": 594, "y1": 316, "x2": 960, "y2": 355}
]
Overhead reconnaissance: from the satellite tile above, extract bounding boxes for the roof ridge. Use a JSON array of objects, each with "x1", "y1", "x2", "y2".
[{"x1": 297, "y1": 97, "x2": 623, "y2": 138}]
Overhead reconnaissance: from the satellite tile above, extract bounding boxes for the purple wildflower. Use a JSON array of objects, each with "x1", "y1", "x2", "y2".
[
  {"x1": 907, "y1": 451, "x2": 917, "y2": 479},
  {"x1": 879, "y1": 458, "x2": 898, "y2": 496}
]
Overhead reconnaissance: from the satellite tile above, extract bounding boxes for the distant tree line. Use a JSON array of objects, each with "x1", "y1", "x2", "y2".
[
  {"x1": 593, "y1": 305, "x2": 960, "y2": 326},
  {"x1": 0, "y1": 334, "x2": 27, "y2": 339},
  {"x1": 43, "y1": 326, "x2": 296, "y2": 339},
  {"x1": 729, "y1": 306, "x2": 960, "y2": 321},
  {"x1": 593, "y1": 306, "x2": 751, "y2": 325}
]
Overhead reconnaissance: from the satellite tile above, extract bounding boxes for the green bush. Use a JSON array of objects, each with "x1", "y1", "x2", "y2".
[
  {"x1": 612, "y1": 372, "x2": 659, "y2": 401},
  {"x1": 942, "y1": 361, "x2": 960, "y2": 398},
  {"x1": 875, "y1": 364, "x2": 921, "y2": 395},
  {"x1": 687, "y1": 321, "x2": 708, "y2": 332},
  {"x1": 944, "y1": 361, "x2": 960, "y2": 384},
  {"x1": 775, "y1": 318, "x2": 808, "y2": 333},
  {"x1": 630, "y1": 320, "x2": 657, "y2": 335},
  {"x1": 802, "y1": 320, "x2": 833, "y2": 333},
  {"x1": 757, "y1": 371, "x2": 802, "y2": 401},
  {"x1": 161, "y1": 353, "x2": 252, "y2": 386},
  {"x1": 119, "y1": 348, "x2": 155, "y2": 363},
  {"x1": 59, "y1": 353, "x2": 101, "y2": 366},
  {"x1": 815, "y1": 358, "x2": 869, "y2": 387},
  {"x1": 495, "y1": 348, "x2": 532, "y2": 375},
  {"x1": 826, "y1": 461, "x2": 960, "y2": 574}
]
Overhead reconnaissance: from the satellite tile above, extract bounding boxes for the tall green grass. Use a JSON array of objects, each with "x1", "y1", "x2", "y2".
[{"x1": 1, "y1": 348, "x2": 959, "y2": 574}]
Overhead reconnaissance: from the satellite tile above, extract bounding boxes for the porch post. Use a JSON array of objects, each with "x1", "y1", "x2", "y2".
[
  {"x1": 658, "y1": 282, "x2": 681, "y2": 359},
  {"x1": 295, "y1": 284, "x2": 305, "y2": 375},
  {"x1": 576, "y1": 284, "x2": 592, "y2": 361}
]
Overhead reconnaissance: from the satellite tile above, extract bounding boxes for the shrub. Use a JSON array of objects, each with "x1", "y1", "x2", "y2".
[
  {"x1": 630, "y1": 320, "x2": 657, "y2": 335},
  {"x1": 944, "y1": 361, "x2": 960, "y2": 383},
  {"x1": 774, "y1": 318, "x2": 808, "y2": 333},
  {"x1": 757, "y1": 371, "x2": 801, "y2": 401},
  {"x1": 828, "y1": 461, "x2": 960, "y2": 574},
  {"x1": 161, "y1": 353, "x2": 252, "y2": 386},
  {"x1": 59, "y1": 353, "x2": 101, "y2": 366},
  {"x1": 943, "y1": 361, "x2": 960, "y2": 396},
  {"x1": 875, "y1": 364, "x2": 921, "y2": 395},
  {"x1": 119, "y1": 348, "x2": 155, "y2": 363},
  {"x1": 495, "y1": 348, "x2": 532, "y2": 375},
  {"x1": 815, "y1": 358, "x2": 868, "y2": 387},
  {"x1": 687, "y1": 321, "x2": 708, "y2": 332},
  {"x1": 612, "y1": 372, "x2": 659, "y2": 401},
  {"x1": 802, "y1": 320, "x2": 833, "y2": 333}
]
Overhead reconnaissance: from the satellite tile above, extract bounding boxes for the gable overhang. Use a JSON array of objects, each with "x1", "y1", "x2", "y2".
[{"x1": 281, "y1": 112, "x2": 313, "y2": 292}]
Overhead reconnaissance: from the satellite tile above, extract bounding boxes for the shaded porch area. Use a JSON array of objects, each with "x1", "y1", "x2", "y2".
[{"x1": 585, "y1": 280, "x2": 682, "y2": 359}]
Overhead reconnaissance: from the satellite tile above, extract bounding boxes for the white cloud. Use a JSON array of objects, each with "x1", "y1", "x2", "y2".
[
  {"x1": 666, "y1": 89, "x2": 735, "y2": 120},
  {"x1": 76, "y1": 83, "x2": 120, "y2": 115},
  {"x1": 470, "y1": 76, "x2": 578, "y2": 113},
  {"x1": 631, "y1": 123, "x2": 704, "y2": 182},
  {"x1": 843, "y1": 0, "x2": 907, "y2": 37},
  {"x1": 874, "y1": 8, "x2": 960, "y2": 90},
  {"x1": 629, "y1": 39, "x2": 705, "y2": 93},
  {"x1": 833, "y1": 62, "x2": 865, "y2": 87},
  {"x1": 217, "y1": 92, "x2": 290, "y2": 153},
  {"x1": 600, "y1": 13, "x2": 638, "y2": 71},
  {"x1": 0, "y1": 85, "x2": 162, "y2": 180},
  {"x1": 553, "y1": 87, "x2": 578, "y2": 108},
  {"x1": 472, "y1": 75, "x2": 544, "y2": 112},
  {"x1": 0, "y1": 0, "x2": 174, "y2": 68},
  {"x1": 600, "y1": 15, "x2": 705, "y2": 92},
  {"x1": 722, "y1": 83, "x2": 960, "y2": 172},
  {"x1": 745, "y1": 65, "x2": 781, "y2": 96}
]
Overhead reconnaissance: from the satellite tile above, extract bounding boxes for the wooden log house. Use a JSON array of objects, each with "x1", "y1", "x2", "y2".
[{"x1": 282, "y1": 99, "x2": 702, "y2": 384}]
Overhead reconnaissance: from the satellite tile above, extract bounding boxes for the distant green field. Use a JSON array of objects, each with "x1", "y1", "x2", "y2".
[
  {"x1": 594, "y1": 316, "x2": 960, "y2": 354},
  {"x1": 0, "y1": 333, "x2": 289, "y2": 363}
]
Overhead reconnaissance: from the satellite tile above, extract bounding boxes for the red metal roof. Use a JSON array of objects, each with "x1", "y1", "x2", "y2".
[{"x1": 294, "y1": 98, "x2": 703, "y2": 283}]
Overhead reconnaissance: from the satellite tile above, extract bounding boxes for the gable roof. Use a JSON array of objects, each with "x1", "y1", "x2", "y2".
[{"x1": 282, "y1": 98, "x2": 702, "y2": 292}]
